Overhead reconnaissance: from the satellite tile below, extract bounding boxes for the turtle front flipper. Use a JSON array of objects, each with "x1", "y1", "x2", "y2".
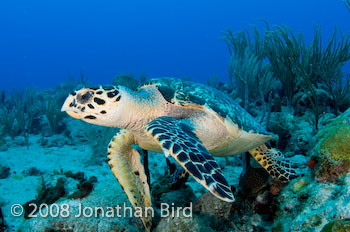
[
  {"x1": 107, "y1": 129, "x2": 152, "y2": 232},
  {"x1": 145, "y1": 116, "x2": 234, "y2": 202},
  {"x1": 249, "y1": 144, "x2": 298, "y2": 182}
]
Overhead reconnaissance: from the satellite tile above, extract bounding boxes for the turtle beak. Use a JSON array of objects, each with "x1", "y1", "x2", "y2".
[{"x1": 61, "y1": 95, "x2": 82, "y2": 119}]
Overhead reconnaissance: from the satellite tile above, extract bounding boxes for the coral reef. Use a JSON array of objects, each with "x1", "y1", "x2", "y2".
[
  {"x1": 223, "y1": 24, "x2": 350, "y2": 129},
  {"x1": 269, "y1": 109, "x2": 350, "y2": 231},
  {"x1": 266, "y1": 25, "x2": 350, "y2": 124},
  {"x1": 321, "y1": 219, "x2": 350, "y2": 232},
  {"x1": 318, "y1": 111, "x2": 350, "y2": 161},
  {"x1": 44, "y1": 94, "x2": 66, "y2": 134},
  {"x1": 313, "y1": 109, "x2": 350, "y2": 182},
  {"x1": 0, "y1": 20, "x2": 348, "y2": 232},
  {"x1": 156, "y1": 191, "x2": 234, "y2": 232},
  {"x1": 273, "y1": 174, "x2": 350, "y2": 231},
  {"x1": 43, "y1": 220, "x2": 133, "y2": 232},
  {"x1": 268, "y1": 111, "x2": 294, "y2": 150},
  {"x1": 193, "y1": 192, "x2": 234, "y2": 228},
  {"x1": 156, "y1": 214, "x2": 214, "y2": 232},
  {"x1": 267, "y1": 108, "x2": 314, "y2": 154},
  {"x1": 222, "y1": 27, "x2": 277, "y2": 113},
  {"x1": 0, "y1": 75, "x2": 90, "y2": 147},
  {"x1": 238, "y1": 157, "x2": 270, "y2": 199}
]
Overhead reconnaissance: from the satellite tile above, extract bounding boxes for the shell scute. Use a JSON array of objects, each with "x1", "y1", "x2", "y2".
[{"x1": 139, "y1": 78, "x2": 271, "y2": 135}]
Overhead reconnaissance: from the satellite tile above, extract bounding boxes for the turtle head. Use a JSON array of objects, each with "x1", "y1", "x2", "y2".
[{"x1": 61, "y1": 85, "x2": 124, "y2": 127}]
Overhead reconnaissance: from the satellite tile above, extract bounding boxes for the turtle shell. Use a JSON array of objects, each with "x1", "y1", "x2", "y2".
[{"x1": 139, "y1": 78, "x2": 273, "y2": 136}]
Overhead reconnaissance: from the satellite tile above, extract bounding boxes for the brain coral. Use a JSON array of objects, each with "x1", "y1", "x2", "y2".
[
  {"x1": 320, "y1": 125, "x2": 350, "y2": 161},
  {"x1": 314, "y1": 109, "x2": 350, "y2": 181},
  {"x1": 317, "y1": 109, "x2": 350, "y2": 162}
]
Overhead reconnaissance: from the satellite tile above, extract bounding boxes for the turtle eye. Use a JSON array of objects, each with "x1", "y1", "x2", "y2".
[{"x1": 77, "y1": 91, "x2": 94, "y2": 104}]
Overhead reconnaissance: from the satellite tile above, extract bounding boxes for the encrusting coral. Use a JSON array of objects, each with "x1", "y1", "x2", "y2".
[
  {"x1": 320, "y1": 218, "x2": 350, "y2": 232},
  {"x1": 313, "y1": 109, "x2": 350, "y2": 182},
  {"x1": 319, "y1": 121, "x2": 350, "y2": 162},
  {"x1": 273, "y1": 174, "x2": 350, "y2": 231}
]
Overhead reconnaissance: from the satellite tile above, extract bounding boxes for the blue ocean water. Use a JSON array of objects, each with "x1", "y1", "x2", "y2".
[{"x1": 0, "y1": 0, "x2": 349, "y2": 89}]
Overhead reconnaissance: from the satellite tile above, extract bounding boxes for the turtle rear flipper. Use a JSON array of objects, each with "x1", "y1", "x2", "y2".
[
  {"x1": 145, "y1": 116, "x2": 234, "y2": 202},
  {"x1": 107, "y1": 129, "x2": 152, "y2": 232},
  {"x1": 249, "y1": 144, "x2": 298, "y2": 182}
]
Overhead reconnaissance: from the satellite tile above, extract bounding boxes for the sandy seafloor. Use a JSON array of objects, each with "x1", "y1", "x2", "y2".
[{"x1": 0, "y1": 132, "x2": 242, "y2": 232}]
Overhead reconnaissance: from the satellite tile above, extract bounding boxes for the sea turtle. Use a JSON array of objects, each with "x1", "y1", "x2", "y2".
[{"x1": 61, "y1": 77, "x2": 297, "y2": 231}]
